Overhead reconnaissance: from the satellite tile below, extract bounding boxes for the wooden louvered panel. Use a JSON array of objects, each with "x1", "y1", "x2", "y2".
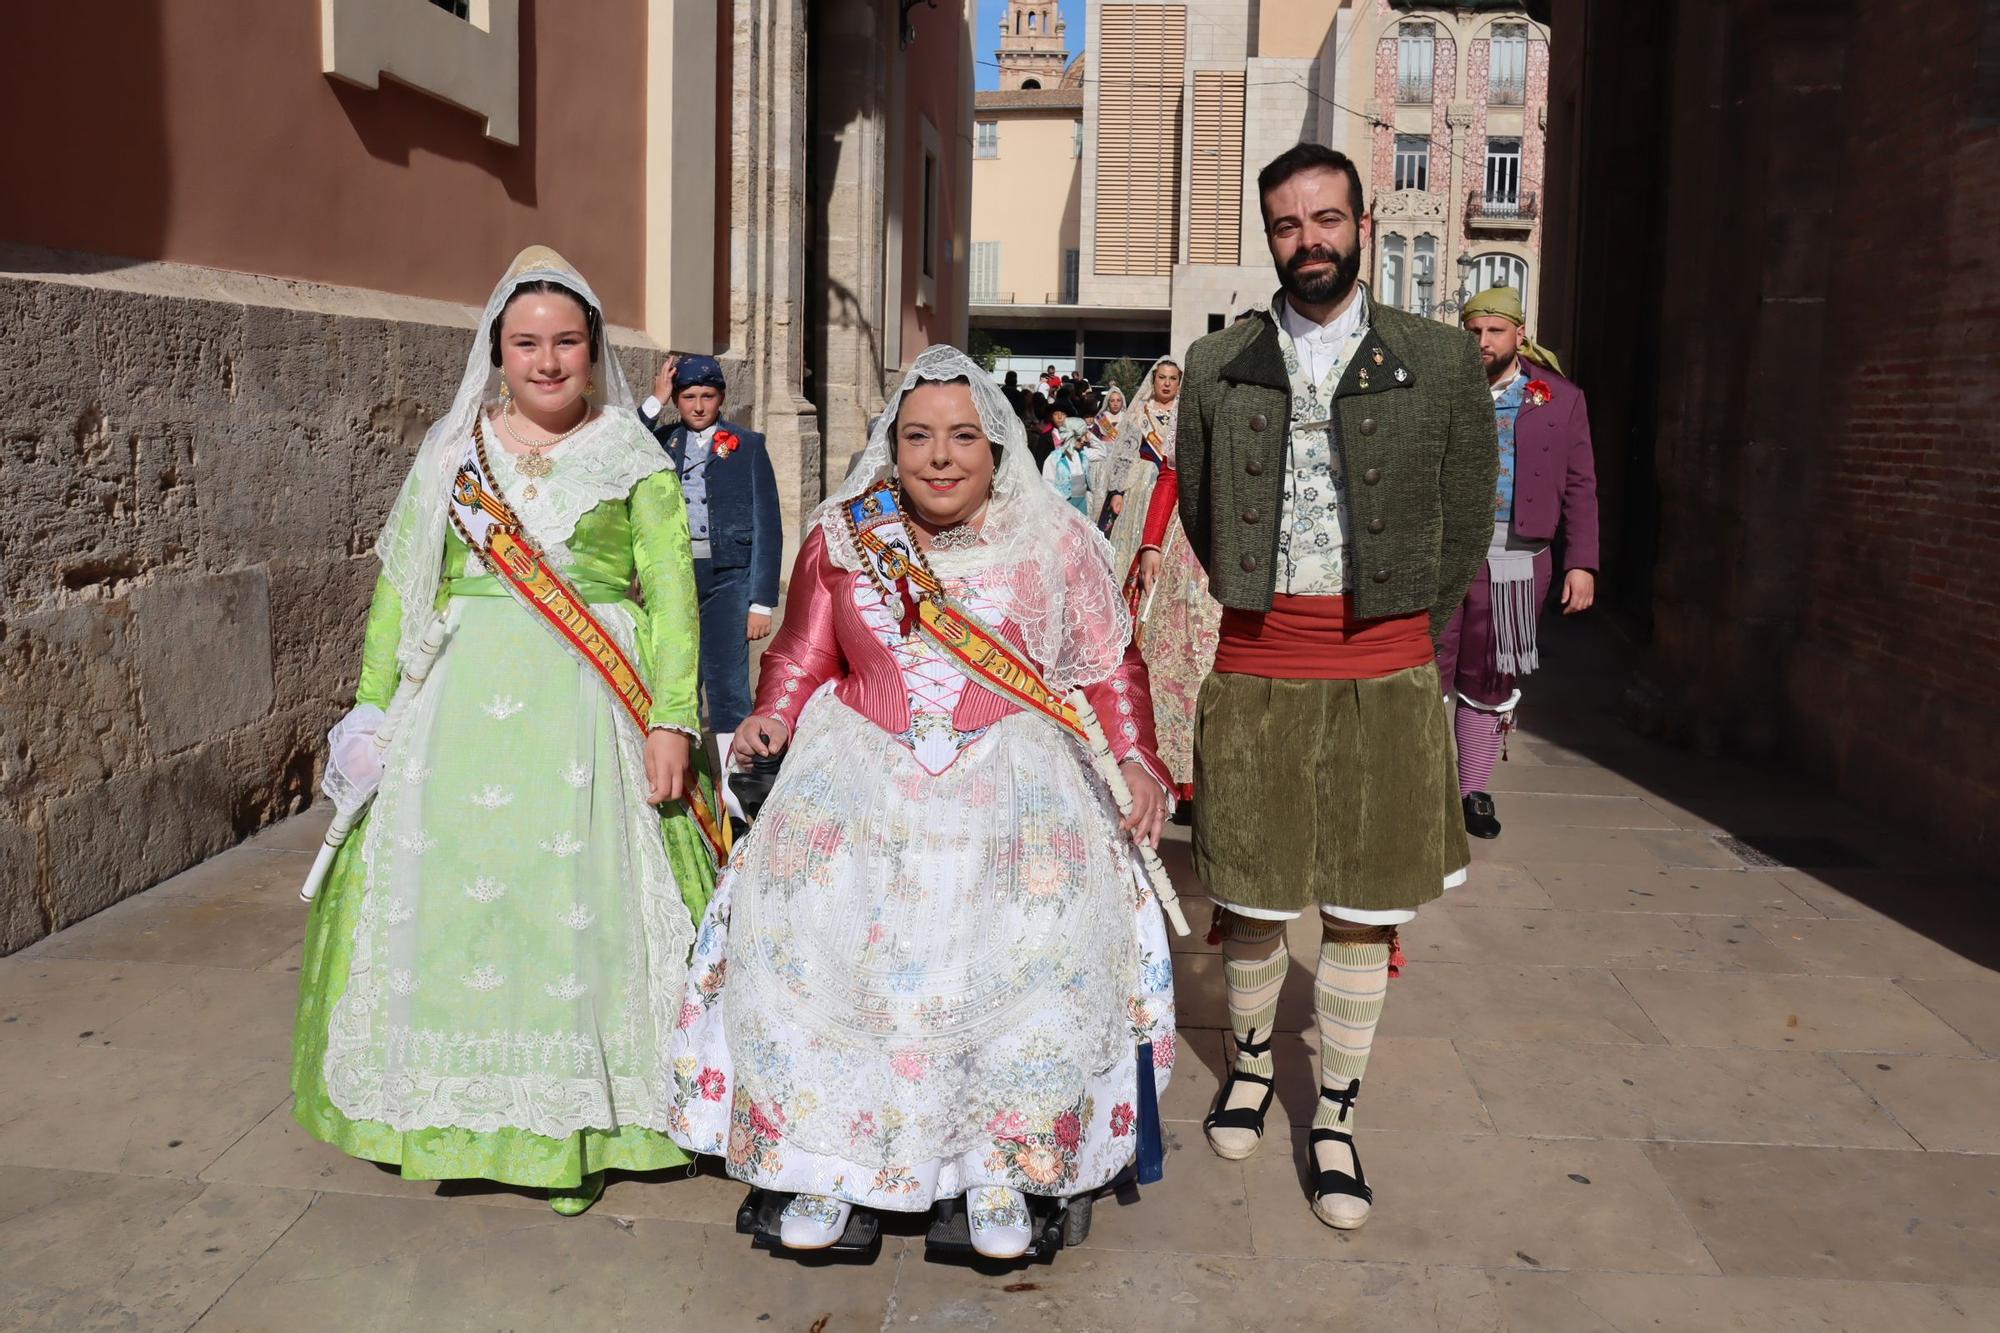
[
  {"x1": 1188, "y1": 70, "x2": 1244, "y2": 266},
  {"x1": 1094, "y1": 5, "x2": 1186, "y2": 277}
]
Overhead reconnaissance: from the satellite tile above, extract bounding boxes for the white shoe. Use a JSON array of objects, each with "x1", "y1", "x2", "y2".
[
  {"x1": 967, "y1": 1186, "x2": 1034, "y2": 1259},
  {"x1": 777, "y1": 1193, "x2": 851, "y2": 1250}
]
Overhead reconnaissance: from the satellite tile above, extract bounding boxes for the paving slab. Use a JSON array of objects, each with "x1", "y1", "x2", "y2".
[
  {"x1": 1898, "y1": 978, "x2": 2000, "y2": 1055},
  {"x1": 1643, "y1": 1141, "x2": 2000, "y2": 1286},
  {"x1": 887, "y1": 1251, "x2": 1502, "y2": 1332},
  {"x1": 192, "y1": 1189, "x2": 900, "y2": 1331},
  {"x1": 1475, "y1": 824, "x2": 1747, "y2": 869},
  {"x1": 1456, "y1": 1040, "x2": 1914, "y2": 1149},
  {"x1": 1379, "y1": 962, "x2": 1669, "y2": 1046},
  {"x1": 0, "y1": 957, "x2": 194, "y2": 1043},
  {"x1": 1830, "y1": 1053, "x2": 2000, "y2": 1154},
  {"x1": 0, "y1": 1166, "x2": 311, "y2": 1333},
  {"x1": 1242, "y1": 1128, "x2": 1718, "y2": 1275},
  {"x1": 1492, "y1": 1271, "x2": 2000, "y2": 1332},
  {"x1": 1478, "y1": 792, "x2": 1679, "y2": 830},
  {"x1": 22, "y1": 891, "x2": 302, "y2": 971},
  {"x1": 0, "y1": 1040, "x2": 290, "y2": 1178},
  {"x1": 1615, "y1": 970, "x2": 1980, "y2": 1054},
  {"x1": 1414, "y1": 904, "x2": 1797, "y2": 973},
  {"x1": 96, "y1": 964, "x2": 301, "y2": 1061},
  {"x1": 1445, "y1": 859, "x2": 1557, "y2": 910},
  {"x1": 1528, "y1": 862, "x2": 1823, "y2": 918},
  {"x1": 1263, "y1": 1032, "x2": 1495, "y2": 1135},
  {"x1": 1750, "y1": 916, "x2": 2000, "y2": 982}
]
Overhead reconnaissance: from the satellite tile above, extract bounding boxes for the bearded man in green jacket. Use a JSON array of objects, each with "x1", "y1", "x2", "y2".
[{"x1": 1177, "y1": 143, "x2": 1497, "y2": 1231}]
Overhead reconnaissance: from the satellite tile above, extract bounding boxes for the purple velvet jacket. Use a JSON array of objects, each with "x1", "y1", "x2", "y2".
[{"x1": 1509, "y1": 359, "x2": 1600, "y2": 572}]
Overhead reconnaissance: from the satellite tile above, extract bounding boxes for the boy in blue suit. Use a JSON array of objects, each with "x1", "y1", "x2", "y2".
[{"x1": 641, "y1": 355, "x2": 784, "y2": 789}]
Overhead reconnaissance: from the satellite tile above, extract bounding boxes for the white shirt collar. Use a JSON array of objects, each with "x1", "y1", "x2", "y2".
[{"x1": 1278, "y1": 285, "x2": 1368, "y2": 345}]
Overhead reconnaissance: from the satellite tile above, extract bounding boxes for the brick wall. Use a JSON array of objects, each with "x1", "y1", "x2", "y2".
[
  {"x1": 1540, "y1": 0, "x2": 2000, "y2": 868},
  {"x1": 1788, "y1": 0, "x2": 2000, "y2": 863}
]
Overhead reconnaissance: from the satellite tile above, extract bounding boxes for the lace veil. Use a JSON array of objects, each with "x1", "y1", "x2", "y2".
[
  {"x1": 372, "y1": 246, "x2": 640, "y2": 669},
  {"x1": 811, "y1": 344, "x2": 1132, "y2": 693}
]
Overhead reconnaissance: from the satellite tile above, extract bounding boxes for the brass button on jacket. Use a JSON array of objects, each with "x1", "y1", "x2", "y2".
[
  {"x1": 1371, "y1": 568, "x2": 1392, "y2": 584},
  {"x1": 1240, "y1": 554, "x2": 1259, "y2": 572},
  {"x1": 1367, "y1": 517, "x2": 1385, "y2": 534},
  {"x1": 1242, "y1": 508, "x2": 1260, "y2": 524},
  {"x1": 1359, "y1": 417, "x2": 1377, "y2": 436},
  {"x1": 1245, "y1": 458, "x2": 1264, "y2": 476},
  {"x1": 1249, "y1": 413, "x2": 1268, "y2": 432},
  {"x1": 1362, "y1": 467, "x2": 1382, "y2": 485}
]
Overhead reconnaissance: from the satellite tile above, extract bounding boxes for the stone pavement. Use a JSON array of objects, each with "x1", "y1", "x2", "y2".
[{"x1": 4, "y1": 625, "x2": 1999, "y2": 1332}]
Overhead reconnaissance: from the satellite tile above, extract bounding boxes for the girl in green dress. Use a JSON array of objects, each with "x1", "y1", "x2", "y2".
[{"x1": 291, "y1": 246, "x2": 715, "y2": 1216}]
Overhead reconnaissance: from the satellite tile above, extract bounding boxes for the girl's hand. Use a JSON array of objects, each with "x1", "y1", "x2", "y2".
[
  {"x1": 1118, "y1": 761, "x2": 1168, "y2": 849},
  {"x1": 645, "y1": 729, "x2": 694, "y2": 804},
  {"x1": 1134, "y1": 548, "x2": 1164, "y2": 592},
  {"x1": 730, "y1": 717, "x2": 791, "y2": 766}
]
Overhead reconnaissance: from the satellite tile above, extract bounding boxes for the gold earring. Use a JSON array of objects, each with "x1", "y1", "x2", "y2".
[
  {"x1": 499, "y1": 380, "x2": 512, "y2": 405},
  {"x1": 586, "y1": 376, "x2": 596, "y2": 396}
]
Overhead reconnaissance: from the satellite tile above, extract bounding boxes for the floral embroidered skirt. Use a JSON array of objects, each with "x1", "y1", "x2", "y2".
[
  {"x1": 291, "y1": 594, "x2": 715, "y2": 1188},
  {"x1": 666, "y1": 696, "x2": 1178, "y2": 1210}
]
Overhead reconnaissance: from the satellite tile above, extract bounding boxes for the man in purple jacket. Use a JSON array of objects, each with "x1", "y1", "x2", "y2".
[{"x1": 1436, "y1": 286, "x2": 1600, "y2": 839}]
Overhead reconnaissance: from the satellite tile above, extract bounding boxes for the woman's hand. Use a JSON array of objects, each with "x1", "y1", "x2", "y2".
[
  {"x1": 644, "y1": 728, "x2": 694, "y2": 804},
  {"x1": 1134, "y1": 547, "x2": 1164, "y2": 592},
  {"x1": 1118, "y1": 761, "x2": 1168, "y2": 849},
  {"x1": 730, "y1": 717, "x2": 791, "y2": 767}
]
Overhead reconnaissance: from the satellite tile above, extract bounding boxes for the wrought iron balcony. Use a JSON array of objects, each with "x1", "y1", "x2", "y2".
[
  {"x1": 1396, "y1": 76, "x2": 1433, "y2": 104},
  {"x1": 1489, "y1": 77, "x2": 1526, "y2": 106},
  {"x1": 1466, "y1": 189, "x2": 1538, "y2": 230}
]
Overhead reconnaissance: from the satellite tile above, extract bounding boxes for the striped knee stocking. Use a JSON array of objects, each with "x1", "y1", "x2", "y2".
[
  {"x1": 1222, "y1": 915, "x2": 1289, "y2": 1081},
  {"x1": 1454, "y1": 701, "x2": 1512, "y2": 796},
  {"x1": 1312, "y1": 923, "x2": 1392, "y2": 1130}
]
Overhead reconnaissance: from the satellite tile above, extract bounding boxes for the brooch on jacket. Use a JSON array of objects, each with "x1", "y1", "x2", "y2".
[
  {"x1": 712, "y1": 428, "x2": 741, "y2": 460},
  {"x1": 1524, "y1": 380, "x2": 1553, "y2": 407}
]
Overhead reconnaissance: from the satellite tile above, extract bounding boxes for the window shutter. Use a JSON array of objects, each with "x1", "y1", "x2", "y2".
[
  {"x1": 1094, "y1": 5, "x2": 1187, "y2": 276},
  {"x1": 1188, "y1": 70, "x2": 1245, "y2": 266}
]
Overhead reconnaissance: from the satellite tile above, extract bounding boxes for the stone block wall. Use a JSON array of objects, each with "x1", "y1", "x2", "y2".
[{"x1": 0, "y1": 251, "x2": 665, "y2": 953}]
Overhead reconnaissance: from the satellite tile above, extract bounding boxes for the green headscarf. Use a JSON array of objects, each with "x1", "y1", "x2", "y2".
[{"x1": 1461, "y1": 286, "x2": 1562, "y2": 374}]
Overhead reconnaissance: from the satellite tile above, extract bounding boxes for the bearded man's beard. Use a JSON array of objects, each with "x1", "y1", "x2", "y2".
[{"x1": 1279, "y1": 242, "x2": 1362, "y2": 306}]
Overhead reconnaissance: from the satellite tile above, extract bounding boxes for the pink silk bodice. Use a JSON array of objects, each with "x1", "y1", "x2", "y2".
[{"x1": 753, "y1": 528, "x2": 1171, "y2": 791}]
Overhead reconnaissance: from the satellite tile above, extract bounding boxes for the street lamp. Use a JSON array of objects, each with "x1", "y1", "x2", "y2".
[{"x1": 1424, "y1": 254, "x2": 1480, "y2": 322}]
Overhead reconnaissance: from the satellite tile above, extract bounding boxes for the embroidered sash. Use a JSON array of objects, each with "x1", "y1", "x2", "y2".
[
  {"x1": 842, "y1": 485, "x2": 1086, "y2": 743},
  {"x1": 450, "y1": 421, "x2": 730, "y2": 863}
]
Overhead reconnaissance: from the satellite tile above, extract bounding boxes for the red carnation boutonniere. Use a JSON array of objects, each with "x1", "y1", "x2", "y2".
[
  {"x1": 712, "y1": 429, "x2": 741, "y2": 460},
  {"x1": 1524, "y1": 380, "x2": 1554, "y2": 408}
]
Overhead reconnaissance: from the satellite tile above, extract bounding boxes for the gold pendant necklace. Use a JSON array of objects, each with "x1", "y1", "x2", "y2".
[{"x1": 498, "y1": 403, "x2": 590, "y2": 500}]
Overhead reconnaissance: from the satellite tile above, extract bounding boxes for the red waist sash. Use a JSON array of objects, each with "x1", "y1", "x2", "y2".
[{"x1": 1213, "y1": 594, "x2": 1433, "y2": 680}]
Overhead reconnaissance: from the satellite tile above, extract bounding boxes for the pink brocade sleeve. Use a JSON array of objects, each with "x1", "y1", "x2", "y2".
[
  {"x1": 751, "y1": 527, "x2": 847, "y2": 731},
  {"x1": 1080, "y1": 642, "x2": 1172, "y2": 795}
]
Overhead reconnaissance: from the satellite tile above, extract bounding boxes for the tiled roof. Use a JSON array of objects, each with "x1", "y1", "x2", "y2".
[{"x1": 975, "y1": 87, "x2": 1086, "y2": 111}]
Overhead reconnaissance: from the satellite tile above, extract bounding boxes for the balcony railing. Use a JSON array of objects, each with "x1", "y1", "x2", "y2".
[
  {"x1": 1489, "y1": 77, "x2": 1526, "y2": 105},
  {"x1": 1396, "y1": 76, "x2": 1433, "y2": 104},
  {"x1": 969, "y1": 291, "x2": 1081, "y2": 306},
  {"x1": 1467, "y1": 190, "x2": 1538, "y2": 228}
]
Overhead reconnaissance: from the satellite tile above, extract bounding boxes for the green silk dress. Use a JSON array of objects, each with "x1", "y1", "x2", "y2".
[{"x1": 292, "y1": 416, "x2": 715, "y2": 1189}]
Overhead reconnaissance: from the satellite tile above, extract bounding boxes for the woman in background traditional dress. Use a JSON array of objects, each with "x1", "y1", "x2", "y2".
[{"x1": 1100, "y1": 358, "x2": 1219, "y2": 801}]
